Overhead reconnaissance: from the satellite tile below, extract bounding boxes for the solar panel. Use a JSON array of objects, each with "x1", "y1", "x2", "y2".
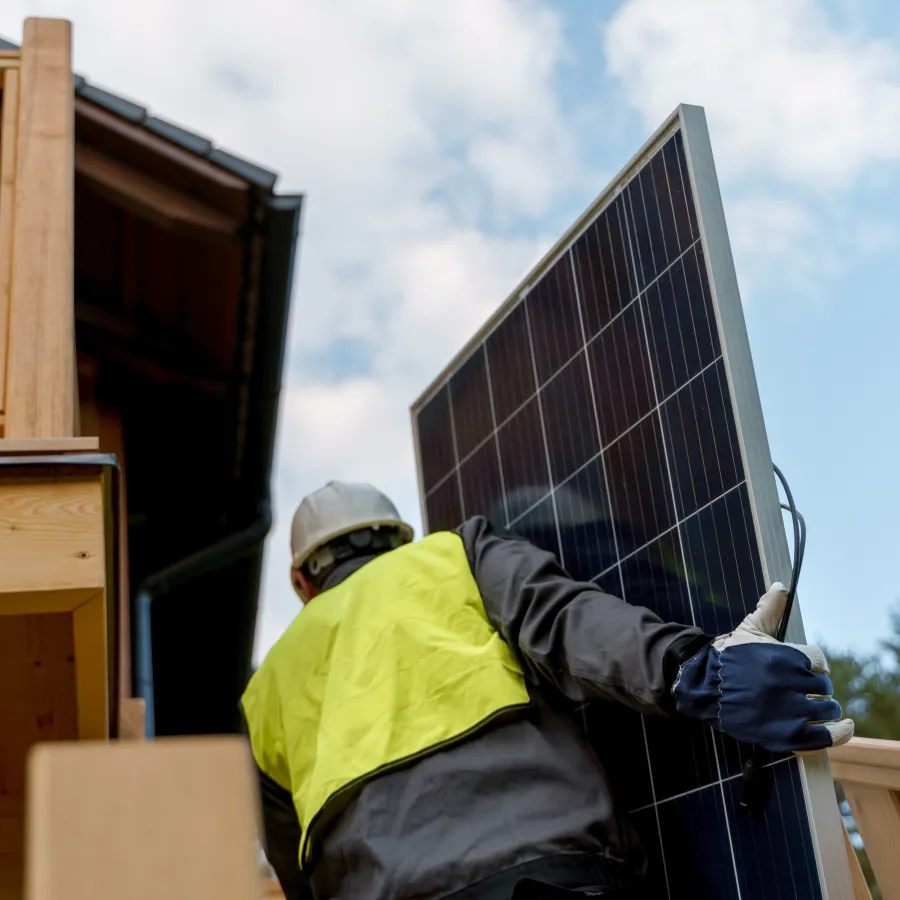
[{"x1": 410, "y1": 105, "x2": 850, "y2": 900}]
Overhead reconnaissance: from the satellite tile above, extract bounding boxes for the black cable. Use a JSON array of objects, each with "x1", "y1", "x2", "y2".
[
  {"x1": 741, "y1": 463, "x2": 805, "y2": 811},
  {"x1": 773, "y1": 464, "x2": 806, "y2": 642}
]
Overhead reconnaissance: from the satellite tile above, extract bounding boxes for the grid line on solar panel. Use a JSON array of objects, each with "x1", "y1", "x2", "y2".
[
  {"x1": 422, "y1": 261, "x2": 714, "y2": 509},
  {"x1": 425, "y1": 346, "x2": 729, "y2": 548},
  {"x1": 628, "y1": 756, "x2": 794, "y2": 815},
  {"x1": 417, "y1": 233, "x2": 706, "y2": 502}
]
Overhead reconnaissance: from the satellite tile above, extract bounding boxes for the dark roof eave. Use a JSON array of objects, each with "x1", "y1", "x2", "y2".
[{"x1": 0, "y1": 33, "x2": 279, "y2": 190}]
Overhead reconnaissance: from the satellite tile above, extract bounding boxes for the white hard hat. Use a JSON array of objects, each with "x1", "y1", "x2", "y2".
[{"x1": 289, "y1": 480, "x2": 414, "y2": 595}]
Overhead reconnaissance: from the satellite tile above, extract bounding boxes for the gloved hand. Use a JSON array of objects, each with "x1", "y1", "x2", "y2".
[{"x1": 672, "y1": 583, "x2": 854, "y2": 754}]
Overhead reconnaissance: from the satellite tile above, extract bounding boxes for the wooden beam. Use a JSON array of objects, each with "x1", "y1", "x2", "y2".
[
  {"x1": 0, "y1": 436, "x2": 99, "y2": 454},
  {"x1": 842, "y1": 821, "x2": 874, "y2": 900},
  {"x1": 0, "y1": 67, "x2": 19, "y2": 414},
  {"x1": 5, "y1": 18, "x2": 74, "y2": 439},
  {"x1": 74, "y1": 98, "x2": 249, "y2": 221},
  {"x1": 75, "y1": 301, "x2": 229, "y2": 399},
  {"x1": 842, "y1": 785, "x2": 900, "y2": 900},
  {"x1": 0, "y1": 478, "x2": 104, "y2": 598},
  {"x1": 75, "y1": 143, "x2": 243, "y2": 241},
  {"x1": 72, "y1": 590, "x2": 107, "y2": 739}
]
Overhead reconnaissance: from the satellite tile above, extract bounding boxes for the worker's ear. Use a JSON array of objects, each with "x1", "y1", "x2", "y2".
[{"x1": 293, "y1": 568, "x2": 319, "y2": 601}]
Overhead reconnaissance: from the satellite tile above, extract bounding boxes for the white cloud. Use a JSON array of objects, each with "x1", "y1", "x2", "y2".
[
  {"x1": 603, "y1": 0, "x2": 900, "y2": 189},
  {"x1": 602, "y1": 0, "x2": 900, "y2": 298}
]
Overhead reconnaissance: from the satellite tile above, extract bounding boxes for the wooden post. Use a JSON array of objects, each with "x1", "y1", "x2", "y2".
[
  {"x1": 4, "y1": 18, "x2": 74, "y2": 439},
  {"x1": 830, "y1": 737, "x2": 900, "y2": 900},
  {"x1": 0, "y1": 66, "x2": 20, "y2": 419}
]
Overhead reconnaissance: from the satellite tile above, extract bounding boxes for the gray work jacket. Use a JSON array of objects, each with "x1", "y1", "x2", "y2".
[{"x1": 250, "y1": 516, "x2": 710, "y2": 900}]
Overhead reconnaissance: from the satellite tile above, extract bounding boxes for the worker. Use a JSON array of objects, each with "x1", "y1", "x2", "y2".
[{"x1": 241, "y1": 480, "x2": 854, "y2": 900}]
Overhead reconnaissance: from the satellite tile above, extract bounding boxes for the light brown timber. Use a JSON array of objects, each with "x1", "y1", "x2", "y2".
[{"x1": 5, "y1": 18, "x2": 74, "y2": 438}]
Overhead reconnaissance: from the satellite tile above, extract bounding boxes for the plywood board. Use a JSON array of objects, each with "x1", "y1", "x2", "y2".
[
  {"x1": 0, "y1": 613, "x2": 78, "y2": 795},
  {"x1": 5, "y1": 18, "x2": 74, "y2": 438},
  {"x1": 25, "y1": 738, "x2": 263, "y2": 900},
  {"x1": 0, "y1": 478, "x2": 104, "y2": 597}
]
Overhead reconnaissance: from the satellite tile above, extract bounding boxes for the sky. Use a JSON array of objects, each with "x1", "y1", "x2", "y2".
[{"x1": 2, "y1": 0, "x2": 897, "y2": 661}]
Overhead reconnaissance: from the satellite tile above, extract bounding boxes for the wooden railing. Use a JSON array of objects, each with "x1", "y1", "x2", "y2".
[{"x1": 830, "y1": 737, "x2": 900, "y2": 900}]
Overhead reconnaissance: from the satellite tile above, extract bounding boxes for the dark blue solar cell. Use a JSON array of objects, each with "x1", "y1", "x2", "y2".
[
  {"x1": 572, "y1": 197, "x2": 636, "y2": 342},
  {"x1": 486, "y1": 302, "x2": 536, "y2": 425},
  {"x1": 725, "y1": 759, "x2": 824, "y2": 900},
  {"x1": 571, "y1": 215, "x2": 621, "y2": 341},
  {"x1": 526, "y1": 252, "x2": 583, "y2": 386},
  {"x1": 628, "y1": 807, "x2": 669, "y2": 900},
  {"x1": 417, "y1": 386, "x2": 455, "y2": 490},
  {"x1": 459, "y1": 438, "x2": 504, "y2": 523},
  {"x1": 541, "y1": 352, "x2": 600, "y2": 486},
  {"x1": 645, "y1": 244, "x2": 720, "y2": 400},
  {"x1": 624, "y1": 167, "x2": 665, "y2": 292},
  {"x1": 496, "y1": 395, "x2": 550, "y2": 500},
  {"x1": 424, "y1": 475, "x2": 462, "y2": 534},
  {"x1": 648, "y1": 148, "x2": 681, "y2": 270},
  {"x1": 656, "y1": 784, "x2": 740, "y2": 899},
  {"x1": 605, "y1": 413, "x2": 676, "y2": 549},
  {"x1": 680, "y1": 484, "x2": 765, "y2": 636},
  {"x1": 661, "y1": 133, "x2": 698, "y2": 256},
  {"x1": 643, "y1": 715, "x2": 719, "y2": 801},
  {"x1": 583, "y1": 702, "x2": 653, "y2": 813},
  {"x1": 619, "y1": 529, "x2": 692, "y2": 626},
  {"x1": 661, "y1": 360, "x2": 742, "y2": 520},
  {"x1": 450, "y1": 347, "x2": 494, "y2": 460},
  {"x1": 506, "y1": 493, "x2": 560, "y2": 561},
  {"x1": 588, "y1": 300, "x2": 655, "y2": 445},
  {"x1": 555, "y1": 456, "x2": 616, "y2": 582}
]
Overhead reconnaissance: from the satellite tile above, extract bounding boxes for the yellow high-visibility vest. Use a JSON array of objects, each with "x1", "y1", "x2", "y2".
[{"x1": 241, "y1": 530, "x2": 532, "y2": 869}]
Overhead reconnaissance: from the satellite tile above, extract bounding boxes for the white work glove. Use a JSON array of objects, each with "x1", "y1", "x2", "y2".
[{"x1": 673, "y1": 583, "x2": 854, "y2": 753}]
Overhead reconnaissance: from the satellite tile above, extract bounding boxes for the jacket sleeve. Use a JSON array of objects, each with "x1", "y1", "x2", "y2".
[
  {"x1": 455, "y1": 515, "x2": 712, "y2": 716},
  {"x1": 239, "y1": 706, "x2": 312, "y2": 900},
  {"x1": 256, "y1": 768, "x2": 314, "y2": 900}
]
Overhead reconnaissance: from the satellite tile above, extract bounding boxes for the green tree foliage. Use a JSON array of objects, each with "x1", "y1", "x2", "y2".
[{"x1": 823, "y1": 600, "x2": 900, "y2": 900}]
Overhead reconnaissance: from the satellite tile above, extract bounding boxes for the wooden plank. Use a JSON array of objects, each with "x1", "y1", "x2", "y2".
[
  {"x1": 830, "y1": 736, "x2": 900, "y2": 771},
  {"x1": 830, "y1": 759, "x2": 900, "y2": 792},
  {"x1": 75, "y1": 143, "x2": 242, "y2": 241},
  {"x1": 0, "y1": 67, "x2": 19, "y2": 415},
  {"x1": 0, "y1": 586, "x2": 99, "y2": 616},
  {"x1": 5, "y1": 18, "x2": 74, "y2": 439},
  {"x1": 0, "y1": 436, "x2": 99, "y2": 455},
  {"x1": 0, "y1": 613, "x2": 78, "y2": 795},
  {"x1": 0, "y1": 478, "x2": 104, "y2": 597},
  {"x1": 72, "y1": 590, "x2": 107, "y2": 739},
  {"x1": 842, "y1": 821, "x2": 874, "y2": 900},
  {"x1": 843, "y1": 784, "x2": 900, "y2": 900},
  {"x1": 77, "y1": 390, "x2": 130, "y2": 697},
  {"x1": 25, "y1": 738, "x2": 262, "y2": 900}
]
